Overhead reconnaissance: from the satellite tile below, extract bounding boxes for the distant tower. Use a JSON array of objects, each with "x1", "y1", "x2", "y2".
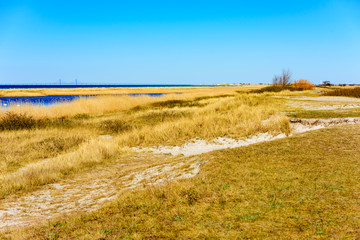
[
  {"x1": 75, "y1": 79, "x2": 78, "y2": 85},
  {"x1": 59, "y1": 79, "x2": 62, "y2": 85}
]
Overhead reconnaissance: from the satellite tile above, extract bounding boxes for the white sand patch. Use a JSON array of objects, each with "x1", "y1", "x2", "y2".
[
  {"x1": 140, "y1": 133, "x2": 287, "y2": 157},
  {"x1": 290, "y1": 117, "x2": 360, "y2": 133}
]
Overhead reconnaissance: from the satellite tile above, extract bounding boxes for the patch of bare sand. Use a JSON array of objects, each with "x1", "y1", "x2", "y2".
[
  {"x1": 139, "y1": 133, "x2": 287, "y2": 157},
  {"x1": 0, "y1": 154, "x2": 201, "y2": 231},
  {"x1": 290, "y1": 117, "x2": 360, "y2": 133}
]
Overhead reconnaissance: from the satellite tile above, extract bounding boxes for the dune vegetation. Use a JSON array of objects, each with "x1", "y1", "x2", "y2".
[
  {"x1": 0, "y1": 86, "x2": 360, "y2": 239},
  {"x1": 0, "y1": 87, "x2": 289, "y2": 199}
]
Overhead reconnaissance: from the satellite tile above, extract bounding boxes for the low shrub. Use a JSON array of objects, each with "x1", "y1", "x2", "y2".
[
  {"x1": 0, "y1": 112, "x2": 36, "y2": 130},
  {"x1": 0, "y1": 112, "x2": 76, "y2": 131},
  {"x1": 293, "y1": 79, "x2": 314, "y2": 90},
  {"x1": 250, "y1": 85, "x2": 302, "y2": 93},
  {"x1": 151, "y1": 100, "x2": 204, "y2": 108},
  {"x1": 73, "y1": 113, "x2": 91, "y2": 119},
  {"x1": 99, "y1": 120, "x2": 132, "y2": 133},
  {"x1": 38, "y1": 117, "x2": 75, "y2": 128}
]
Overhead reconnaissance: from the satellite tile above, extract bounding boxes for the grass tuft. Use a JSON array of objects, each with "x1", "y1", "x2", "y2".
[
  {"x1": 0, "y1": 112, "x2": 36, "y2": 130},
  {"x1": 99, "y1": 119, "x2": 132, "y2": 134}
]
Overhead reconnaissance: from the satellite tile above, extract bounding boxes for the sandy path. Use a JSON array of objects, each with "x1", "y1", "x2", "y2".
[{"x1": 0, "y1": 154, "x2": 201, "y2": 231}]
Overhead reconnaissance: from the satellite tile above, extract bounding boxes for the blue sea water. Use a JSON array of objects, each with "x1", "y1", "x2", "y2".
[{"x1": 0, "y1": 93, "x2": 167, "y2": 107}]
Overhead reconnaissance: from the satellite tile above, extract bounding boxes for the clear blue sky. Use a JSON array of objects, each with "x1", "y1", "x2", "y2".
[{"x1": 0, "y1": 0, "x2": 359, "y2": 85}]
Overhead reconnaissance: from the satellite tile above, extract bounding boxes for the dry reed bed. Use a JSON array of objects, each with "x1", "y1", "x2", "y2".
[
  {"x1": 0, "y1": 88, "x2": 241, "y2": 119},
  {"x1": 0, "y1": 94, "x2": 185, "y2": 119}
]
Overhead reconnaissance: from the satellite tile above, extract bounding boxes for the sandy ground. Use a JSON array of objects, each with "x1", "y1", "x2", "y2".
[
  {"x1": 286, "y1": 96, "x2": 360, "y2": 110},
  {"x1": 289, "y1": 117, "x2": 360, "y2": 133}
]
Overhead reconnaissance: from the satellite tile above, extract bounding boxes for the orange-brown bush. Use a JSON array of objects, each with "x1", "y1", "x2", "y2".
[{"x1": 293, "y1": 79, "x2": 314, "y2": 90}]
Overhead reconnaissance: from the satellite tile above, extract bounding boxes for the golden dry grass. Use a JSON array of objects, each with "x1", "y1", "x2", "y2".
[
  {"x1": 6, "y1": 124, "x2": 360, "y2": 239},
  {"x1": 116, "y1": 94, "x2": 289, "y2": 147},
  {"x1": 0, "y1": 86, "x2": 253, "y2": 119},
  {"x1": 0, "y1": 129, "x2": 91, "y2": 175}
]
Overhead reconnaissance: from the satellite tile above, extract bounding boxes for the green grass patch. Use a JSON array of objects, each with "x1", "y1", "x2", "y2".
[{"x1": 287, "y1": 110, "x2": 360, "y2": 118}]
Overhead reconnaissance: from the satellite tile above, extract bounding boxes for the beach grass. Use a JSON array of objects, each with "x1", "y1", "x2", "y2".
[{"x1": 0, "y1": 90, "x2": 289, "y2": 199}]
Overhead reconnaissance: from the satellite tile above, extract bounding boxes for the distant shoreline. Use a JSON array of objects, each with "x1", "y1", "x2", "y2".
[
  {"x1": 0, "y1": 84, "x2": 218, "y2": 89},
  {"x1": 0, "y1": 85, "x2": 247, "y2": 98}
]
